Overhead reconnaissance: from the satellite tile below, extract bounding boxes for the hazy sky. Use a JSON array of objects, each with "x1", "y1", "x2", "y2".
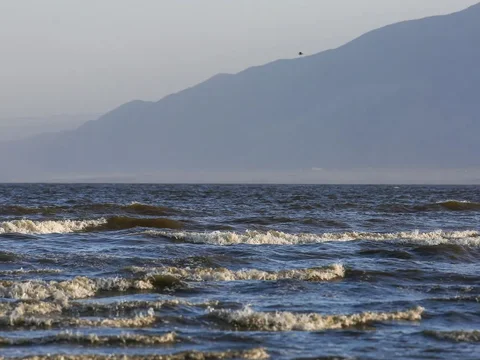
[{"x1": 0, "y1": 0, "x2": 477, "y2": 119}]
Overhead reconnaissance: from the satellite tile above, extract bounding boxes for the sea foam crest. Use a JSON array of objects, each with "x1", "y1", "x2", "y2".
[
  {"x1": 0, "y1": 219, "x2": 106, "y2": 235},
  {"x1": 127, "y1": 264, "x2": 345, "y2": 282},
  {"x1": 10, "y1": 348, "x2": 269, "y2": 360},
  {"x1": 3, "y1": 309, "x2": 157, "y2": 328},
  {"x1": 0, "y1": 298, "x2": 217, "y2": 320},
  {"x1": 0, "y1": 265, "x2": 343, "y2": 305},
  {"x1": 71, "y1": 309, "x2": 157, "y2": 328},
  {"x1": 0, "y1": 330, "x2": 177, "y2": 346},
  {"x1": 0, "y1": 300, "x2": 63, "y2": 318},
  {"x1": 0, "y1": 276, "x2": 154, "y2": 304},
  {"x1": 75, "y1": 298, "x2": 219, "y2": 313},
  {"x1": 210, "y1": 306, "x2": 424, "y2": 331},
  {"x1": 148, "y1": 230, "x2": 480, "y2": 246}
]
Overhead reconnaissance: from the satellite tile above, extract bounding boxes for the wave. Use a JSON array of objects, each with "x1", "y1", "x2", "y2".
[
  {"x1": 71, "y1": 310, "x2": 157, "y2": 328},
  {"x1": 231, "y1": 216, "x2": 349, "y2": 227},
  {"x1": 377, "y1": 200, "x2": 480, "y2": 213},
  {"x1": 423, "y1": 330, "x2": 480, "y2": 342},
  {"x1": 428, "y1": 295, "x2": 480, "y2": 303},
  {"x1": 122, "y1": 202, "x2": 177, "y2": 216},
  {"x1": 0, "y1": 219, "x2": 106, "y2": 235},
  {"x1": 0, "y1": 205, "x2": 41, "y2": 216},
  {"x1": 2, "y1": 200, "x2": 477, "y2": 218},
  {"x1": 209, "y1": 306, "x2": 424, "y2": 331},
  {"x1": 127, "y1": 264, "x2": 345, "y2": 282},
  {"x1": 99, "y1": 216, "x2": 183, "y2": 231},
  {"x1": 0, "y1": 300, "x2": 63, "y2": 318},
  {"x1": 0, "y1": 216, "x2": 182, "y2": 234},
  {"x1": 232, "y1": 216, "x2": 298, "y2": 225},
  {"x1": 0, "y1": 251, "x2": 18, "y2": 262},
  {"x1": 0, "y1": 264, "x2": 343, "y2": 306},
  {"x1": 0, "y1": 276, "x2": 156, "y2": 304},
  {"x1": 146, "y1": 229, "x2": 480, "y2": 246},
  {"x1": 0, "y1": 268, "x2": 62, "y2": 275},
  {"x1": 421, "y1": 200, "x2": 480, "y2": 212},
  {"x1": 0, "y1": 202, "x2": 178, "y2": 216},
  {"x1": 3, "y1": 309, "x2": 157, "y2": 328},
  {"x1": 11, "y1": 348, "x2": 269, "y2": 360},
  {"x1": 74, "y1": 298, "x2": 219, "y2": 314},
  {"x1": 0, "y1": 330, "x2": 177, "y2": 346},
  {"x1": 0, "y1": 298, "x2": 218, "y2": 321}
]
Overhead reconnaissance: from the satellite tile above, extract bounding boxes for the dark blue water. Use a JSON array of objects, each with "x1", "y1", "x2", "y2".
[{"x1": 0, "y1": 184, "x2": 479, "y2": 360}]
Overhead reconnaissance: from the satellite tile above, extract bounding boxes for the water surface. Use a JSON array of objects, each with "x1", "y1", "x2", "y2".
[{"x1": 0, "y1": 184, "x2": 479, "y2": 359}]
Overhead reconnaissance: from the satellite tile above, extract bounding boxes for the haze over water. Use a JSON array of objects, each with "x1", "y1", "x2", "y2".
[{"x1": 1, "y1": 184, "x2": 479, "y2": 359}]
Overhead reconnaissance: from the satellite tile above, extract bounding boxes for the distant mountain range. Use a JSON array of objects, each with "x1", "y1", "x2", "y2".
[
  {"x1": 0, "y1": 114, "x2": 98, "y2": 142},
  {"x1": 2, "y1": 3, "x2": 479, "y2": 182}
]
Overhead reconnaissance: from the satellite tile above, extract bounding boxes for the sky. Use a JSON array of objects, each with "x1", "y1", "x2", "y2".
[{"x1": 0, "y1": 0, "x2": 478, "y2": 120}]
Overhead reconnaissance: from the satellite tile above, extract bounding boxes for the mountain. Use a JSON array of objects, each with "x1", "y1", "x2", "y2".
[
  {"x1": 2, "y1": 3, "x2": 480, "y2": 182},
  {"x1": 0, "y1": 114, "x2": 97, "y2": 142}
]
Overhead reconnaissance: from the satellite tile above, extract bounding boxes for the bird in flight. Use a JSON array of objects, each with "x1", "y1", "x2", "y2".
[{"x1": 298, "y1": 52, "x2": 304, "y2": 56}]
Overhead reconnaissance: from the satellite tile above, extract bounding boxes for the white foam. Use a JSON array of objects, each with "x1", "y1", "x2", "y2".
[
  {"x1": 3, "y1": 309, "x2": 157, "y2": 328},
  {"x1": 128, "y1": 264, "x2": 345, "y2": 282},
  {"x1": 0, "y1": 276, "x2": 154, "y2": 305},
  {"x1": 210, "y1": 306, "x2": 424, "y2": 331},
  {"x1": 0, "y1": 298, "x2": 220, "y2": 330},
  {"x1": 11, "y1": 348, "x2": 269, "y2": 360},
  {"x1": 0, "y1": 331, "x2": 177, "y2": 346},
  {"x1": 71, "y1": 308, "x2": 157, "y2": 328},
  {"x1": 0, "y1": 218, "x2": 106, "y2": 235},
  {"x1": 0, "y1": 300, "x2": 62, "y2": 318},
  {"x1": 73, "y1": 297, "x2": 220, "y2": 314},
  {"x1": 146, "y1": 229, "x2": 480, "y2": 246}
]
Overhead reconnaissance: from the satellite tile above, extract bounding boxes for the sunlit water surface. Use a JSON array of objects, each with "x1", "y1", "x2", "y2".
[{"x1": 0, "y1": 184, "x2": 479, "y2": 359}]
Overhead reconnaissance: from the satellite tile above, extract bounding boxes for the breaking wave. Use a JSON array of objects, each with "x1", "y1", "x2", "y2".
[
  {"x1": 0, "y1": 265, "x2": 343, "y2": 306},
  {"x1": 423, "y1": 330, "x2": 480, "y2": 342},
  {"x1": 71, "y1": 310, "x2": 157, "y2": 328},
  {"x1": 0, "y1": 219, "x2": 106, "y2": 235},
  {"x1": 0, "y1": 298, "x2": 219, "y2": 324},
  {"x1": 209, "y1": 306, "x2": 424, "y2": 331},
  {"x1": 0, "y1": 331, "x2": 177, "y2": 346},
  {"x1": 0, "y1": 216, "x2": 182, "y2": 234},
  {"x1": 0, "y1": 300, "x2": 63, "y2": 318},
  {"x1": 146, "y1": 230, "x2": 480, "y2": 246},
  {"x1": 127, "y1": 264, "x2": 345, "y2": 282},
  {"x1": 11, "y1": 348, "x2": 269, "y2": 360},
  {"x1": 73, "y1": 298, "x2": 219, "y2": 313},
  {"x1": 0, "y1": 276, "x2": 156, "y2": 304},
  {"x1": 3, "y1": 309, "x2": 157, "y2": 328}
]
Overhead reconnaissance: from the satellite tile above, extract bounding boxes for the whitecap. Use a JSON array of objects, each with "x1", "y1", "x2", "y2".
[
  {"x1": 127, "y1": 264, "x2": 345, "y2": 282},
  {"x1": 145, "y1": 229, "x2": 480, "y2": 246},
  {"x1": 210, "y1": 306, "x2": 424, "y2": 331},
  {"x1": 0, "y1": 218, "x2": 106, "y2": 235}
]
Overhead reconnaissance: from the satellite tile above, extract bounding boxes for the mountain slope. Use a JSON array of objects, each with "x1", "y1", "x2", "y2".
[
  {"x1": 2, "y1": 3, "x2": 480, "y2": 180},
  {"x1": 0, "y1": 114, "x2": 97, "y2": 142}
]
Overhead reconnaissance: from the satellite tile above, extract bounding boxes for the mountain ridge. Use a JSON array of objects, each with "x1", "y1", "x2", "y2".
[{"x1": 1, "y1": 3, "x2": 479, "y2": 181}]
